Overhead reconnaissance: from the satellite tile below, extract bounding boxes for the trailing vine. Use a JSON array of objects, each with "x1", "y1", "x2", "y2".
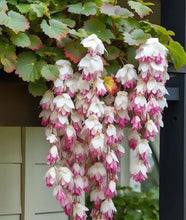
[{"x1": 0, "y1": 0, "x2": 185, "y2": 95}]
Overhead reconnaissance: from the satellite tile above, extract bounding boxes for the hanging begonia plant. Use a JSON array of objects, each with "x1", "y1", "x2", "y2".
[{"x1": 1, "y1": 0, "x2": 186, "y2": 219}]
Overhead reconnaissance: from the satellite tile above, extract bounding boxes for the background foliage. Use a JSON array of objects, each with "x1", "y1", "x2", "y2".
[
  {"x1": 85, "y1": 186, "x2": 159, "y2": 220},
  {"x1": 114, "y1": 186, "x2": 159, "y2": 220},
  {"x1": 0, "y1": 0, "x2": 186, "y2": 96}
]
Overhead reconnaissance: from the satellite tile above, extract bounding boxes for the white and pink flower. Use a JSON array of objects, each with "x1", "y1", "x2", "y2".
[
  {"x1": 104, "y1": 106, "x2": 115, "y2": 124},
  {"x1": 113, "y1": 144, "x2": 125, "y2": 159},
  {"x1": 133, "y1": 93, "x2": 147, "y2": 115},
  {"x1": 130, "y1": 160, "x2": 148, "y2": 183},
  {"x1": 116, "y1": 126, "x2": 124, "y2": 144},
  {"x1": 75, "y1": 93, "x2": 89, "y2": 116},
  {"x1": 82, "y1": 115, "x2": 102, "y2": 137},
  {"x1": 72, "y1": 163, "x2": 85, "y2": 177},
  {"x1": 58, "y1": 166, "x2": 73, "y2": 188},
  {"x1": 71, "y1": 111, "x2": 84, "y2": 133},
  {"x1": 91, "y1": 186, "x2": 105, "y2": 208},
  {"x1": 87, "y1": 97, "x2": 105, "y2": 118},
  {"x1": 116, "y1": 64, "x2": 137, "y2": 89},
  {"x1": 40, "y1": 90, "x2": 54, "y2": 110},
  {"x1": 114, "y1": 91, "x2": 128, "y2": 111},
  {"x1": 53, "y1": 93, "x2": 74, "y2": 116},
  {"x1": 62, "y1": 193, "x2": 73, "y2": 215},
  {"x1": 105, "y1": 124, "x2": 117, "y2": 146},
  {"x1": 73, "y1": 202, "x2": 89, "y2": 220},
  {"x1": 53, "y1": 78, "x2": 65, "y2": 95},
  {"x1": 45, "y1": 125, "x2": 59, "y2": 145},
  {"x1": 115, "y1": 109, "x2": 130, "y2": 129},
  {"x1": 45, "y1": 167, "x2": 56, "y2": 187},
  {"x1": 73, "y1": 141, "x2": 88, "y2": 162},
  {"x1": 136, "y1": 38, "x2": 168, "y2": 63},
  {"x1": 88, "y1": 162, "x2": 106, "y2": 184},
  {"x1": 63, "y1": 125, "x2": 76, "y2": 148},
  {"x1": 83, "y1": 176, "x2": 90, "y2": 193},
  {"x1": 78, "y1": 54, "x2": 103, "y2": 81},
  {"x1": 144, "y1": 119, "x2": 158, "y2": 140},
  {"x1": 105, "y1": 150, "x2": 119, "y2": 172},
  {"x1": 78, "y1": 77, "x2": 90, "y2": 96},
  {"x1": 65, "y1": 78, "x2": 78, "y2": 98},
  {"x1": 94, "y1": 77, "x2": 107, "y2": 96},
  {"x1": 50, "y1": 111, "x2": 69, "y2": 130},
  {"x1": 39, "y1": 110, "x2": 51, "y2": 126},
  {"x1": 73, "y1": 175, "x2": 84, "y2": 196},
  {"x1": 81, "y1": 34, "x2": 105, "y2": 55},
  {"x1": 128, "y1": 129, "x2": 141, "y2": 150},
  {"x1": 101, "y1": 199, "x2": 117, "y2": 220},
  {"x1": 131, "y1": 115, "x2": 142, "y2": 130},
  {"x1": 104, "y1": 180, "x2": 117, "y2": 199},
  {"x1": 47, "y1": 145, "x2": 60, "y2": 165},
  {"x1": 89, "y1": 133, "x2": 105, "y2": 158},
  {"x1": 147, "y1": 96, "x2": 160, "y2": 115},
  {"x1": 53, "y1": 185, "x2": 66, "y2": 205},
  {"x1": 55, "y1": 59, "x2": 73, "y2": 80}
]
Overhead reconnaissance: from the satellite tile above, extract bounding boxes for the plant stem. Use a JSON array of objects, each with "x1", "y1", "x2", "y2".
[
  {"x1": 112, "y1": 0, "x2": 117, "y2": 35},
  {"x1": 119, "y1": 57, "x2": 125, "y2": 66},
  {"x1": 113, "y1": 19, "x2": 116, "y2": 36},
  {"x1": 78, "y1": 14, "x2": 82, "y2": 28},
  {"x1": 122, "y1": 57, "x2": 130, "y2": 64}
]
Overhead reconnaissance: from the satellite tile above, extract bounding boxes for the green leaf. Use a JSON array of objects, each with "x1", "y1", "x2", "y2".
[
  {"x1": 0, "y1": 42, "x2": 17, "y2": 73},
  {"x1": 16, "y1": 4, "x2": 30, "y2": 13},
  {"x1": 100, "y1": 3, "x2": 134, "y2": 18},
  {"x1": 0, "y1": 10, "x2": 30, "y2": 33},
  {"x1": 116, "y1": 17, "x2": 140, "y2": 32},
  {"x1": 28, "y1": 10, "x2": 37, "y2": 20},
  {"x1": 167, "y1": 41, "x2": 186, "y2": 70},
  {"x1": 68, "y1": 3, "x2": 86, "y2": 14},
  {"x1": 127, "y1": 47, "x2": 138, "y2": 68},
  {"x1": 11, "y1": 32, "x2": 31, "y2": 47},
  {"x1": 7, "y1": 0, "x2": 17, "y2": 5},
  {"x1": 84, "y1": 18, "x2": 114, "y2": 43},
  {"x1": 128, "y1": 1, "x2": 152, "y2": 18},
  {"x1": 41, "y1": 64, "x2": 59, "y2": 81},
  {"x1": 105, "y1": 60, "x2": 121, "y2": 75},
  {"x1": 30, "y1": 3, "x2": 49, "y2": 17},
  {"x1": 51, "y1": 13, "x2": 75, "y2": 28},
  {"x1": 64, "y1": 40, "x2": 87, "y2": 64},
  {"x1": 50, "y1": 0, "x2": 67, "y2": 11},
  {"x1": 35, "y1": 46, "x2": 66, "y2": 61},
  {"x1": 152, "y1": 24, "x2": 175, "y2": 44},
  {"x1": 123, "y1": 29, "x2": 150, "y2": 46},
  {"x1": 0, "y1": 0, "x2": 8, "y2": 11},
  {"x1": 68, "y1": 2, "x2": 97, "y2": 16},
  {"x1": 16, "y1": 52, "x2": 44, "y2": 82},
  {"x1": 105, "y1": 46, "x2": 120, "y2": 60},
  {"x1": 101, "y1": 0, "x2": 115, "y2": 4},
  {"x1": 83, "y1": 2, "x2": 98, "y2": 16},
  {"x1": 28, "y1": 34, "x2": 42, "y2": 50},
  {"x1": 60, "y1": 18, "x2": 75, "y2": 28},
  {"x1": 41, "y1": 19, "x2": 68, "y2": 40},
  {"x1": 69, "y1": 28, "x2": 87, "y2": 38},
  {"x1": 28, "y1": 78, "x2": 47, "y2": 97},
  {"x1": 27, "y1": 0, "x2": 50, "y2": 3}
]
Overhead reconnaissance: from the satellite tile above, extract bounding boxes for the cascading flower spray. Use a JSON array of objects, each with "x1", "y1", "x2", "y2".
[
  {"x1": 39, "y1": 34, "x2": 169, "y2": 219},
  {"x1": 129, "y1": 38, "x2": 169, "y2": 182}
]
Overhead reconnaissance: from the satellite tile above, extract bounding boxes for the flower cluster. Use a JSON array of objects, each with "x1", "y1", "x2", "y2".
[
  {"x1": 129, "y1": 38, "x2": 169, "y2": 182},
  {"x1": 39, "y1": 35, "x2": 169, "y2": 219}
]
